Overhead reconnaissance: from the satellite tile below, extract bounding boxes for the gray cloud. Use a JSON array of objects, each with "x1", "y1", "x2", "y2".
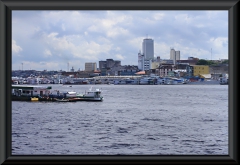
[{"x1": 12, "y1": 10, "x2": 228, "y2": 71}]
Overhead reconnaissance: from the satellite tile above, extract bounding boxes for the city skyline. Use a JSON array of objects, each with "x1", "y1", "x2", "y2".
[{"x1": 12, "y1": 10, "x2": 228, "y2": 71}]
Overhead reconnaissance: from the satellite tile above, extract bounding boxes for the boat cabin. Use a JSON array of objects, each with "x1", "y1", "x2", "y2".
[
  {"x1": 84, "y1": 89, "x2": 101, "y2": 98},
  {"x1": 12, "y1": 85, "x2": 52, "y2": 97}
]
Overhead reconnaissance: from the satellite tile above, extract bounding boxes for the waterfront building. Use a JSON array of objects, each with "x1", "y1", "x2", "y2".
[
  {"x1": 85, "y1": 62, "x2": 97, "y2": 71},
  {"x1": 138, "y1": 51, "x2": 144, "y2": 70},
  {"x1": 151, "y1": 62, "x2": 161, "y2": 70},
  {"x1": 158, "y1": 64, "x2": 174, "y2": 77},
  {"x1": 161, "y1": 59, "x2": 174, "y2": 64},
  {"x1": 192, "y1": 65, "x2": 209, "y2": 76},
  {"x1": 209, "y1": 64, "x2": 228, "y2": 79},
  {"x1": 119, "y1": 65, "x2": 139, "y2": 76},
  {"x1": 185, "y1": 65, "x2": 210, "y2": 78},
  {"x1": 103, "y1": 65, "x2": 138, "y2": 76},
  {"x1": 98, "y1": 59, "x2": 121, "y2": 70},
  {"x1": 176, "y1": 59, "x2": 199, "y2": 65},
  {"x1": 175, "y1": 63, "x2": 189, "y2": 70},
  {"x1": 143, "y1": 59, "x2": 152, "y2": 71}
]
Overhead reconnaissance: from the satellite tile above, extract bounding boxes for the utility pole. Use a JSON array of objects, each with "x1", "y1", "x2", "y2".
[
  {"x1": 21, "y1": 63, "x2": 23, "y2": 71},
  {"x1": 211, "y1": 48, "x2": 212, "y2": 61}
]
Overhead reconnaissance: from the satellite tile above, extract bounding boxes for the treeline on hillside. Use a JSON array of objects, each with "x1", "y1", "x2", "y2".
[{"x1": 196, "y1": 59, "x2": 228, "y2": 65}]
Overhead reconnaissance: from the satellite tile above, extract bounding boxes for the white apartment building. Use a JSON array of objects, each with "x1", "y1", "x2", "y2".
[
  {"x1": 138, "y1": 52, "x2": 145, "y2": 70},
  {"x1": 143, "y1": 59, "x2": 152, "y2": 71},
  {"x1": 170, "y1": 48, "x2": 180, "y2": 65}
]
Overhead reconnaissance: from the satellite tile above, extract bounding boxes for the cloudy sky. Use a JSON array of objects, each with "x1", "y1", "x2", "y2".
[{"x1": 12, "y1": 10, "x2": 228, "y2": 71}]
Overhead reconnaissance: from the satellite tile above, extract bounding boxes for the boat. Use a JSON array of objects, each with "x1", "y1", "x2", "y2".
[
  {"x1": 139, "y1": 77, "x2": 150, "y2": 85},
  {"x1": 65, "y1": 91, "x2": 77, "y2": 98},
  {"x1": 55, "y1": 98, "x2": 77, "y2": 102},
  {"x1": 12, "y1": 85, "x2": 53, "y2": 101},
  {"x1": 55, "y1": 98, "x2": 69, "y2": 102},
  {"x1": 219, "y1": 77, "x2": 228, "y2": 85},
  {"x1": 31, "y1": 97, "x2": 39, "y2": 101},
  {"x1": 12, "y1": 85, "x2": 52, "y2": 97},
  {"x1": 74, "y1": 87, "x2": 103, "y2": 101}
]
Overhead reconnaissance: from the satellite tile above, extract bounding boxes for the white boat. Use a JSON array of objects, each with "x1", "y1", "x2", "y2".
[
  {"x1": 219, "y1": 77, "x2": 228, "y2": 85},
  {"x1": 65, "y1": 91, "x2": 77, "y2": 98},
  {"x1": 74, "y1": 87, "x2": 104, "y2": 101},
  {"x1": 139, "y1": 77, "x2": 150, "y2": 85}
]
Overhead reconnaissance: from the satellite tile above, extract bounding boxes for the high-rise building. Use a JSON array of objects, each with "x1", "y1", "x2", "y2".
[
  {"x1": 98, "y1": 59, "x2": 121, "y2": 70},
  {"x1": 170, "y1": 48, "x2": 180, "y2": 65},
  {"x1": 142, "y1": 38, "x2": 154, "y2": 60},
  {"x1": 99, "y1": 61, "x2": 106, "y2": 69},
  {"x1": 175, "y1": 51, "x2": 180, "y2": 61},
  {"x1": 170, "y1": 48, "x2": 175, "y2": 61},
  {"x1": 85, "y1": 62, "x2": 97, "y2": 71}
]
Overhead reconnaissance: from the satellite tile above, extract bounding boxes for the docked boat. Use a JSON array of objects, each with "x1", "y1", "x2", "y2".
[
  {"x1": 31, "y1": 97, "x2": 39, "y2": 101},
  {"x1": 12, "y1": 85, "x2": 103, "y2": 102},
  {"x1": 55, "y1": 98, "x2": 77, "y2": 102},
  {"x1": 219, "y1": 77, "x2": 228, "y2": 85},
  {"x1": 55, "y1": 98, "x2": 70, "y2": 102},
  {"x1": 139, "y1": 77, "x2": 150, "y2": 85},
  {"x1": 12, "y1": 85, "x2": 52, "y2": 97},
  {"x1": 74, "y1": 87, "x2": 103, "y2": 101}
]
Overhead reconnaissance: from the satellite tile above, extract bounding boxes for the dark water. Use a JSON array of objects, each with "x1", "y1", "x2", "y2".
[{"x1": 12, "y1": 84, "x2": 228, "y2": 155}]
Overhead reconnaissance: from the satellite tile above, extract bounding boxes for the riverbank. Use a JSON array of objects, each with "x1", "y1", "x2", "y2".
[{"x1": 187, "y1": 79, "x2": 221, "y2": 85}]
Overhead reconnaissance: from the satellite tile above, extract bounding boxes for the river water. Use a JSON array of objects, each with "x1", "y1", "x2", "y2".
[{"x1": 12, "y1": 84, "x2": 228, "y2": 155}]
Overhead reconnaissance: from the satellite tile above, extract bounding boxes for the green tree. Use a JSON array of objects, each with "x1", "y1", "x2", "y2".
[
  {"x1": 196, "y1": 59, "x2": 208, "y2": 65},
  {"x1": 207, "y1": 60, "x2": 216, "y2": 66},
  {"x1": 196, "y1": 59, "x2": 217, "y2": 65},
  {"x1": 222, "y1": 60, "x2": 228, "y2": 64}
]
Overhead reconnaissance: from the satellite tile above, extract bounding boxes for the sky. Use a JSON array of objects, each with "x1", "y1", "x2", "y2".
[{"x1": 12, "y1": 10, "x2": 228, "y2": 71}]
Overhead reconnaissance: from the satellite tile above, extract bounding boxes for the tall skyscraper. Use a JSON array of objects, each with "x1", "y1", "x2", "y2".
[
  {"x1": 170, "y1": 48, "x2": 175, "y2": 61},
  {"x1": 142, "y1": 38, "x2": 154, "y2": 60}
]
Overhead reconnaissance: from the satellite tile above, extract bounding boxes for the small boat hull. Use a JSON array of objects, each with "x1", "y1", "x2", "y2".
[
  {"x1": 55, "y1": 98, "x2": 77, "y2": 102},
  {"x1": 72, "y1": 97, "x2": 103, "y2": 102}
]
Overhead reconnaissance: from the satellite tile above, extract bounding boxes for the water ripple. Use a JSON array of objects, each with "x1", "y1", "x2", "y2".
[{"x1": 12, "y1": 84, "x2": 228, "y2": 155}]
